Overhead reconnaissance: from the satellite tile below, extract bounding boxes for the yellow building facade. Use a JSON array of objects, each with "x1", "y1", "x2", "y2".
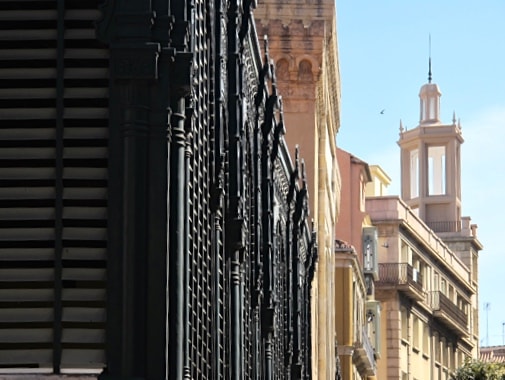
[{"x1": 335, "y1": 149, "x2": 380, "y2": 380}]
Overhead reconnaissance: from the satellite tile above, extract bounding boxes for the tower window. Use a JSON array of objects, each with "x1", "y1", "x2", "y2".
[
  {"x1": 428, "y1": 145, "x2": 446, "y2": 195},
  {"x1": 276, "y1": 58, "x2": 289, "y2": 80},
  {"x1": 429, "y1": 97, "x2": 436, "y2": 120},
  {"x1": 298, "y1": 60, "x2": 313, "y2": 82},
  {"x1": 410, "y1": 149, "x2": 419, "y2": 198}
]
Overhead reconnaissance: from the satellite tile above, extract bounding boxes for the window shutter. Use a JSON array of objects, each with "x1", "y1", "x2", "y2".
[{"x1": 0, "y1": 0, "x2": 107, "y2": 373}]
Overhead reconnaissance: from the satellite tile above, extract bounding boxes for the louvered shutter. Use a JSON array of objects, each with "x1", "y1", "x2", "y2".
[{"x1": 0, "y1": 0, "x2": 107, "y2": 373}]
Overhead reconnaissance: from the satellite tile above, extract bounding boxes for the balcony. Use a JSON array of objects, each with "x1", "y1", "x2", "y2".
[
  {"x1": 429, "y1": 291, "x2": 468, "y2": 336},
  {"x1": 376, "y1": 263, "x2": 425, "y2": 302},
  {"x1": 353, "y1": 329, "x2": 376, "y2": 377},
  {"x1": 426, "y1": 220, "x2": 461, "y2": 233}
]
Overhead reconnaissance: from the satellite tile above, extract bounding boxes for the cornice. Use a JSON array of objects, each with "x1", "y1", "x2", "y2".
[{"x1": 254, "y1": 0, "x2": 335, "y2": 26}]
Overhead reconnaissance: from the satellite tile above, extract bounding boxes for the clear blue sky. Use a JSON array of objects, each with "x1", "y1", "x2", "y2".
[{"x1": 336, "y1": 1, "x2": 505, "y2": 347}]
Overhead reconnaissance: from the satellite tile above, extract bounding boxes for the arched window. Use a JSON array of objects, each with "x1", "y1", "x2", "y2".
[
  {"x1": 276, "y1": 59, "x2": 289, "y2": 80},
  {"x1": 298, "y1": 60, "x2": 313, "y2": 81}
]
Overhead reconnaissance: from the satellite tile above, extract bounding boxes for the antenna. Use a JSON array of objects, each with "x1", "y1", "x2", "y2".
[{"x1": 428, "y1": 34, "x2": 432, "y2": 83}]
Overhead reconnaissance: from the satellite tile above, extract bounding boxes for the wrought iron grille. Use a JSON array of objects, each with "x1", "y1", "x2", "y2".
[
  {"x1": 179, "y1": 0, "x2": 318, "y2": 377},
  {"x1": 185, "y1": 0, "x2": 220, "y2": 378}
]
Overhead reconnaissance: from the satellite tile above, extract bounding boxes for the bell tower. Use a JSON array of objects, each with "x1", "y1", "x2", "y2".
[
  {"x1": 398, "y1": 61, "x2": 483, "y2": 360},
  {"x1": 398, "y1": 67, "x2": 463, "y2": 232}
]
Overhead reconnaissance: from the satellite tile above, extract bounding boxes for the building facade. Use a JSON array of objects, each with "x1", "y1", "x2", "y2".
[
  {"x1": 0, "y1": 1, "x2": 318, "y2": 379},
  {"x1": 366, "y1": 75, "x2": 482, "y2": 380},
  {"x1": 334, "y1": 148, "x2": 379, "y2": 380},
  {"x1": 255, "y1": 1, "x2": 342, "y2": 378}
]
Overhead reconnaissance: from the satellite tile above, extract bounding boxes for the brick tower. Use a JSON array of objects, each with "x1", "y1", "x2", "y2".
[{"x1": 255, "y1": 2, "x2": 342, "y2": 378}]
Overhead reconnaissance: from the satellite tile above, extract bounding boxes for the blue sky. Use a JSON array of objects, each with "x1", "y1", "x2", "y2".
[{"x1": 336, "y1": 1, "x2": 505, "y2": 346}]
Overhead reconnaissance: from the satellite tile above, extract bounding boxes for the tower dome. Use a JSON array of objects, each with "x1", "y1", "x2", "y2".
[
  {"x1": 419, "y1": 56, "x2": 442, "y2": 125},
  {"x1": 419, "y1": 81, "x2": 441, "y2": 124}
]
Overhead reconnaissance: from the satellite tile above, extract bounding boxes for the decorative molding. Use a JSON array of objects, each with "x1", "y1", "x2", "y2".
[
  {"x1": 112, "y1": 44, "x2": 160, "y2": 80},
  {"x1": 338, "y1": 345, "x2": 355, "y2": 356}
]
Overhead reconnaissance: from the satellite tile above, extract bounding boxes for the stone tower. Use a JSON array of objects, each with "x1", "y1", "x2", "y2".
[
  {"x1": 398, "y1": 69, "x2": 463, "y2": 230},
  {"x1": 398, "y1": 67, "x2": 483, "y2": 357}
]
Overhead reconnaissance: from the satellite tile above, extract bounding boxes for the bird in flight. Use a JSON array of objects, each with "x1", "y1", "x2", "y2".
[{"x1": 380, "y1": 109, "x2": 385, "y2": 114}]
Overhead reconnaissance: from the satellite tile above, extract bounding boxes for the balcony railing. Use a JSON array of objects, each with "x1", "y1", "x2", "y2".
[
  {"x1": 354, "y1": 329, "x2": 376, "y2": 376},
  {"x1": 361, "y1": 329, "x2": 375, "y2": 371},
  {"x1": 426, "y1": 220, "x2": 461, "y2": 233},
  {"x1": 376, "y1": 263, "x2": 424, "y2": 301},
  {"x1": 429, "y1": 291, "x2": 468, "y2": 333}
]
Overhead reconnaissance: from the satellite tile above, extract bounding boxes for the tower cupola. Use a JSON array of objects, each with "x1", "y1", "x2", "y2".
[
  {"x1": 419, "y1": 58, "x2": 442, "y2": 124},
  {"x1": 419, "y1": 83, "x2": 441, "y2": 124}
]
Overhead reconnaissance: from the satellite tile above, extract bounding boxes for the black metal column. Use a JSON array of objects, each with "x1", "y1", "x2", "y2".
[
  {"x1": 261, "y1": 90, "x2": 277, "y2": 380},
  {"x1": 167, "y1": 0, "x2": 192, "y2": 377},
  {"x1": 227, "y1": 0, "x2": 245, "y2": 378},
  {"x1": 288, "y1": 150, "x2": 301, "y2": 379},
  {"x1": 168, "y1": 94, "x2": 186, "y2": 380},
  {"x1": 97, "y1": 1, "x2": 165, "y2": 378},
  {"x1": 145, "y1": 2, "x2": 172, "y2": 378}
]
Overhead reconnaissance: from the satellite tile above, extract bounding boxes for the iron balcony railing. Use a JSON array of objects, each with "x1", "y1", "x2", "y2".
[
  {"x1": 354, "y1": 329, "x2": 376, "y2": 375},
  {"x1": 426, "y1": 220, "x2": 462, "y2": 233},
  {"x1": 429, "y1": 291, "x2": 468, "y2": 330},
  {"x1": 377, "y1": 263, "x2": 424, "y2": 294},
  {"x1": 361, "y1": 329, "x2": 376, "y2": 371}
]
